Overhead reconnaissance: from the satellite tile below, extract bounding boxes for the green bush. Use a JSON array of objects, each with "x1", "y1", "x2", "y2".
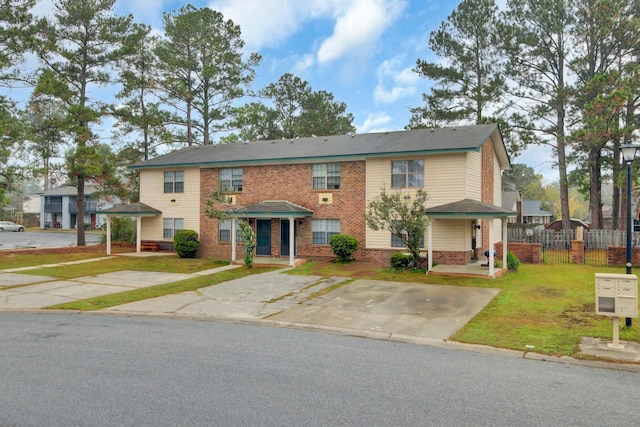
[
  {"x1": 238, "y1": 220, "x2": 256, "y2": 268},
  {"x1": 100, "y1": 217, "x2": 136, "y2": 245},
  {"x1": 173, "y1": 229, "x2": 200, "y2": 258},
  {"x1": 507, "y1": 251, "x2": 521, "y2": 271},
  {"x1": 329, "y1": 234, "x2": 359, "y2": 262},
  {"x1": 389, "y1": 252, "x2": 413, "y2": 270}
]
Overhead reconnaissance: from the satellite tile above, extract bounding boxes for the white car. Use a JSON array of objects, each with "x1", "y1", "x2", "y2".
[{"x1": 0, "y1": 221, "x2": 25, "y2": 232}]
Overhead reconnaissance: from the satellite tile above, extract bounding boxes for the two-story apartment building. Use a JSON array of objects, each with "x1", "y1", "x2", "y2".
[
  {"x1": 40, "y1": 184, "x2": 115, "y2": 229},
  {"x1": 126, "y1": 125, "x2": 512, "y2": 271}
]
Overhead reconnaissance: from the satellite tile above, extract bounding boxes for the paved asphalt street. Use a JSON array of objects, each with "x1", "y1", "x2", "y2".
[
  {"x1": 0, "y1": 230, "x2": 102, "y2": 250},
  {"x1": 1, "y1": 313, "x2": 639, "y2": 427}
]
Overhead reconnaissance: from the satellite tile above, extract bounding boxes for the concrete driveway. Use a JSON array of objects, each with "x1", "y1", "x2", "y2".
[{"x1": 0, "y1": 258, "x2": 501, "y2": 340}]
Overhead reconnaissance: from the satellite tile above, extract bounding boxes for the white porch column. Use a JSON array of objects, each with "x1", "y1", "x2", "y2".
[
  {"x1": 106, "y1": 215, "x2": 112, "y2": 255},
  {"x1": 427, "y1": 219, "x2": 433, "y2": 273},
  {"x1": 289, "y1": 218, "x2": 295, "y2": 266},
  {"x1": 136, "y1": 216, "x2": 142, "y2": 253},
  {"x1": 488, "y1": 219, "x2": 495, "y2": 277},
  {"x1": 231, "y1": 219, "x2": 237, "y2": 262},
  {"x1": 502, "y1": 218, "x2": 508, "y2": 268}
]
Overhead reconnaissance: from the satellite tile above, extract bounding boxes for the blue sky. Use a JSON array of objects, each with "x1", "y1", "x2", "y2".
[{"x1": 29, "y1": 0, "x2": 553, "y2": 181}]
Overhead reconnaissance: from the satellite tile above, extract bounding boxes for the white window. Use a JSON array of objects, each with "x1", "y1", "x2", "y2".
[
  {"x1": 163, "y1": 218, "x2": 184, "y2": 239},
  {"x1": 312, "y1": 163, "x2": 340, "y2": 189},
  {"x1": 164, "y1": 171, "x2": 184, "y2": 193},
  {"x1": 219, "y1": 219, "x2": 243, "y2": 242},
  {"x1": 312, "y1": 219, "x2": 340, "y2": 245},
  {"x1": 391, "y1": 231, "x2": 425, "y2": 248},
  {"x1": 391, "y1": 160, "x2": 424, "y2": 189},
  {"x1": 220, "y1": 168, "x2": 243, "y2": 192}
]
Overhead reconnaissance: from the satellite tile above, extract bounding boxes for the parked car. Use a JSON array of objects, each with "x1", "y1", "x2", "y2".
[{"x1": 0, "y1": 221, "x2": 25, "y2": 232}]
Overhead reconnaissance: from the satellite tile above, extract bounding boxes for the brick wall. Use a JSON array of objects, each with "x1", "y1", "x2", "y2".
[
  {"x1": 199, "y1": 161, "x2": 367, "y2": 260},
  {"x1": 496, "y1": 242, "x2": 542, "y2": 264},
  {"x1": 607, "y1": 246, "x2": 640, "y2": 267},
  {"x1": 480, "y1": 139, "x2": 495, "y2": 251}
]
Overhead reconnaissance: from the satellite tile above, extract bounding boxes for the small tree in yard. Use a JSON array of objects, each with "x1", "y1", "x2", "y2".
[
  {"x1": 204, "y1": 187, "x2": 257, "y2": 268},
  {"x1": 365, "y1": 188, "x2": 429, "y2": 269}
]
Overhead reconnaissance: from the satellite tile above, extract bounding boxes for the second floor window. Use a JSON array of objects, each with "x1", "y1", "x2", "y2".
[
  {"x1": 312, "y1": 163, "x2": 340, "y2": 189},
  {"x1": 220, "y1": 168, "x2": 243, "y2": 192},
  {"x1": 164, "y1": 171, "x2": 184, "y2": 193},
  {"x1": 391, "y1": 160, "x2": 424, "y2": 189}
]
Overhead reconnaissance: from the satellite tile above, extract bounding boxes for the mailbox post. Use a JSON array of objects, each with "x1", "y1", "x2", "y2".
[{"x1": 595, "y1": 273, "x2": 638, "y2": 349}]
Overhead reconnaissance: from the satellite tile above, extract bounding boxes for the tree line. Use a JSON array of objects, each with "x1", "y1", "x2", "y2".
[
  {"x1": 0, "y1": 0, "x2": 356, "y2": 245},
  {"x1": 409, "y1": 0, "x2": 640, "y2": 232}
]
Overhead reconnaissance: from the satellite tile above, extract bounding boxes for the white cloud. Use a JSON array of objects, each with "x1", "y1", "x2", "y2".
[
  {"x1": 373, "y1": 57, "x2": 419, "y2": 104},
  {"x1": 292, "y1": 54, "x2": 315, "y2": 74},
  {"x1": 357, "y1": 112, "x2": 393, "y2": 133},
  {"x1": 317, "y1": 0, "x2": 406, "y2": 64}
]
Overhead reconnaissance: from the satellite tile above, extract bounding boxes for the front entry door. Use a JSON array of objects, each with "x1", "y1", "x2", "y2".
[
  {"x1": 280, "y1": 220, "x2": 296, "y2": 256},
  {"x1": 256, "y1": 220, "x2": 272, "y2": 256}
]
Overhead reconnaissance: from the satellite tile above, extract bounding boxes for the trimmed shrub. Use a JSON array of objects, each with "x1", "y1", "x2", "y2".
[
  {"x1": 389, "y1": 252, "x2": 413, "y2": 270},
  {"x1": 507, "y1": 251, "x2": 521, "y2": 271},
  {"x1": 329, "y1": 234, "x2": 359, "y2": 262},
  {"x1": 173, "y1": 229, "x2": 200, "y2": 258},
  {"x1": 238, "y1": 220, "x2": 256, "y2": 268}
]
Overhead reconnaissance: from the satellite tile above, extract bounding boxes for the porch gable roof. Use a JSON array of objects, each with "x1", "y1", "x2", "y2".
[
  {"x1": 425, "y1": 199, "x2": 516, "y2": 219},
  {"x1": 98, "y1": 202, "x2": 162, "y2": 216},
  {"x1": 232, "y1": 200, "x2": 314, "y2": 219}
]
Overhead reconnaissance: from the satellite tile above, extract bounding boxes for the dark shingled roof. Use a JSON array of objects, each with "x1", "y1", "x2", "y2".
[
  {"x1": 98, "y1": 202, "x2": 161, "y2": 216},
  {"x1": 132, "y1": 124, "x2": 509, "y2": 169},
  {"x1": 425, "y1": 199, "x2": 517, "y2": 218}
]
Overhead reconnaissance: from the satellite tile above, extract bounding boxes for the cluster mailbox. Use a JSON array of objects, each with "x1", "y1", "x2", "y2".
[{"x1": 595, "y1": 273, "x2": 638, "y2": 318}]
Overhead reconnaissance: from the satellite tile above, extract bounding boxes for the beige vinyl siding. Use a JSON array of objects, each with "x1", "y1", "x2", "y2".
[
  {"x1": 493, "y1": 156, "x2": 503, "y2": 242},
  {"x1": 465, "y1": 151, "x2": 482, "y2": 200},
  {"x1": 365, "y1": 154, "x2": 467, "y2": 249},
  {"x1": 431, "y1": 219, "x2": 469, "y2": 251},
  {"x1": 139, "y1": 167, "x2": 201, "y2": 240}
]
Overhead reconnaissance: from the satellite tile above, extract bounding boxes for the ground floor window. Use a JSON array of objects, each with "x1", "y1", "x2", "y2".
[
  {"x1": 219, "y1": 219, "x2": 243, "y2": 242},
  {"x1": 163, "y1": 218, "x2": 183, "y2": 239},
  {"x1": 391, "y1": 232, "x2": 425, "y2": 248},
  {"x1": 312, "y1": 219, "x2": 340, "y2": 245}
]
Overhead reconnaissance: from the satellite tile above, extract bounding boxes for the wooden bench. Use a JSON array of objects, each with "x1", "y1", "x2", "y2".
[{"x1": 141, "y1": 242, "x2": 159, "y2": 252}]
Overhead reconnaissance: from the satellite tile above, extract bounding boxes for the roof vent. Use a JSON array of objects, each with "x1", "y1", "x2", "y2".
[
  {"x1": 430, "y1": 128, "x2": 434, "y2": 133},
  {"x1": 324, "y1": 137, "x2": 328, "y2": 141},
  {"x1": 290, "y1": 140, "x2": 294, "y2": 143},
  {"x1": 272, "y1": 141, "x2": 276, "y2": 144},
  {"x1": 452, "y1": 127, "x2": 457, "y2": 131}
]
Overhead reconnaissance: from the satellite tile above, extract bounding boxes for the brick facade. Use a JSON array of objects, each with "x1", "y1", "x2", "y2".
[
  {"x1": 199, "y1": 161, "x2": 367, "y2": 261},
  {"x1": 480, "y1": 140, "x2": 495, "y2": 252}
]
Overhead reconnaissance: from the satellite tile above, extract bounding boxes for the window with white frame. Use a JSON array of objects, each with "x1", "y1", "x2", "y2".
[
  {"x1": 163, "y1": 218, "x2": 184, "y2": 239},
  {"x1": 312, "y1": 163, "x2": 340, "y2": 189},
  {"x1": 220, "y1": 168, "x2": 243, "y2": 192},
  {"x1": 312, "y1": 219, "x2": 340, "y2": 245},
  {"x1": 164, "y1": 171, "x2": 184, "y2": 193},
  {"x1": 391, "y1": 160, "x2": 424, "y2": 189},
  {"x1": 391, "y1": 230, "x2": 425, "y2": 248},
  {"x1": 219, "y1": 219, "x2": 243, "y2": 242}
]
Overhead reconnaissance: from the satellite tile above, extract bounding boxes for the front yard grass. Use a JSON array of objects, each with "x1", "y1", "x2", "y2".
[{"x1": 289, "y1": 261, "x2": 639, "y2": 357}]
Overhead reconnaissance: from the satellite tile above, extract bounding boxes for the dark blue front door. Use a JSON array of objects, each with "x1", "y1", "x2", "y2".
[{"x1": 256, "y1": 220, "x2": 271, "y2": 255}]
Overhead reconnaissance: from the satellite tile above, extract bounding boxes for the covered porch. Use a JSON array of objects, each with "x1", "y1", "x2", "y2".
[
  {"x1": 229, "y1": 200, "x2": 314, "y2": 267},
  {"x1": 425, "y1": 199, "x2": 516, "y2": 279},
  {"x1": 97, "y1": 202, "x2": 162, "y2": 255}
]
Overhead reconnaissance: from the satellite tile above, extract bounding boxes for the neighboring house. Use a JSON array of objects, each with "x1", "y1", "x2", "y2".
[
  {"x1": 22, "y1": 194, "x2": 42, "y2": 214},
  {"x1": 522, "y1": 200, "x2": 553, "y2": 225},
  {"x1": 502, "y1": 193, "x2": 552, "y2": 225},
  {"x1": 125, "y1": 124, "x2": 512, "y2": 269},
  {"x1": 40, "y1": 185, "x2": 117, "y2": 229}
]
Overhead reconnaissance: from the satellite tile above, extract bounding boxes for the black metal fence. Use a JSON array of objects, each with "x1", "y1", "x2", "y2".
[{"x1": 507, "y1": 229, "x2": 640, "y2": 267}]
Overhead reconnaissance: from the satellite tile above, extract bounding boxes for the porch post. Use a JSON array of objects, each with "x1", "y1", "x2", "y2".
[
  {"x1": 427, "y1": 219, "x2": 433, "y2": 273},
  {"x1": 502, "y1": 218, "x2": 508, "y2": 268},
  {"x1": 106, "y1": 215, "x2": 112, "y2": 255},
  {"x1": 231, "y1": 219, "x2": 237, "y2": 262},
  {"x1": 488, "y1": 219, "x2": 495, "y2": 277},
  {"x1": 289, "y1": 217, "x2": 295, "y2": 266},
  {"x1": 136, "y1": 216, "x2": 142, "y2": 253}
]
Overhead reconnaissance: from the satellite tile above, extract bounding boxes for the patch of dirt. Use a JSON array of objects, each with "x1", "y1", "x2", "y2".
[
  {"x1": 529, "y1": 286, "x2": 565, "y2": 298},
  {"x1": 562, "y1": 303, "x2": 597, "y2": 326}
]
